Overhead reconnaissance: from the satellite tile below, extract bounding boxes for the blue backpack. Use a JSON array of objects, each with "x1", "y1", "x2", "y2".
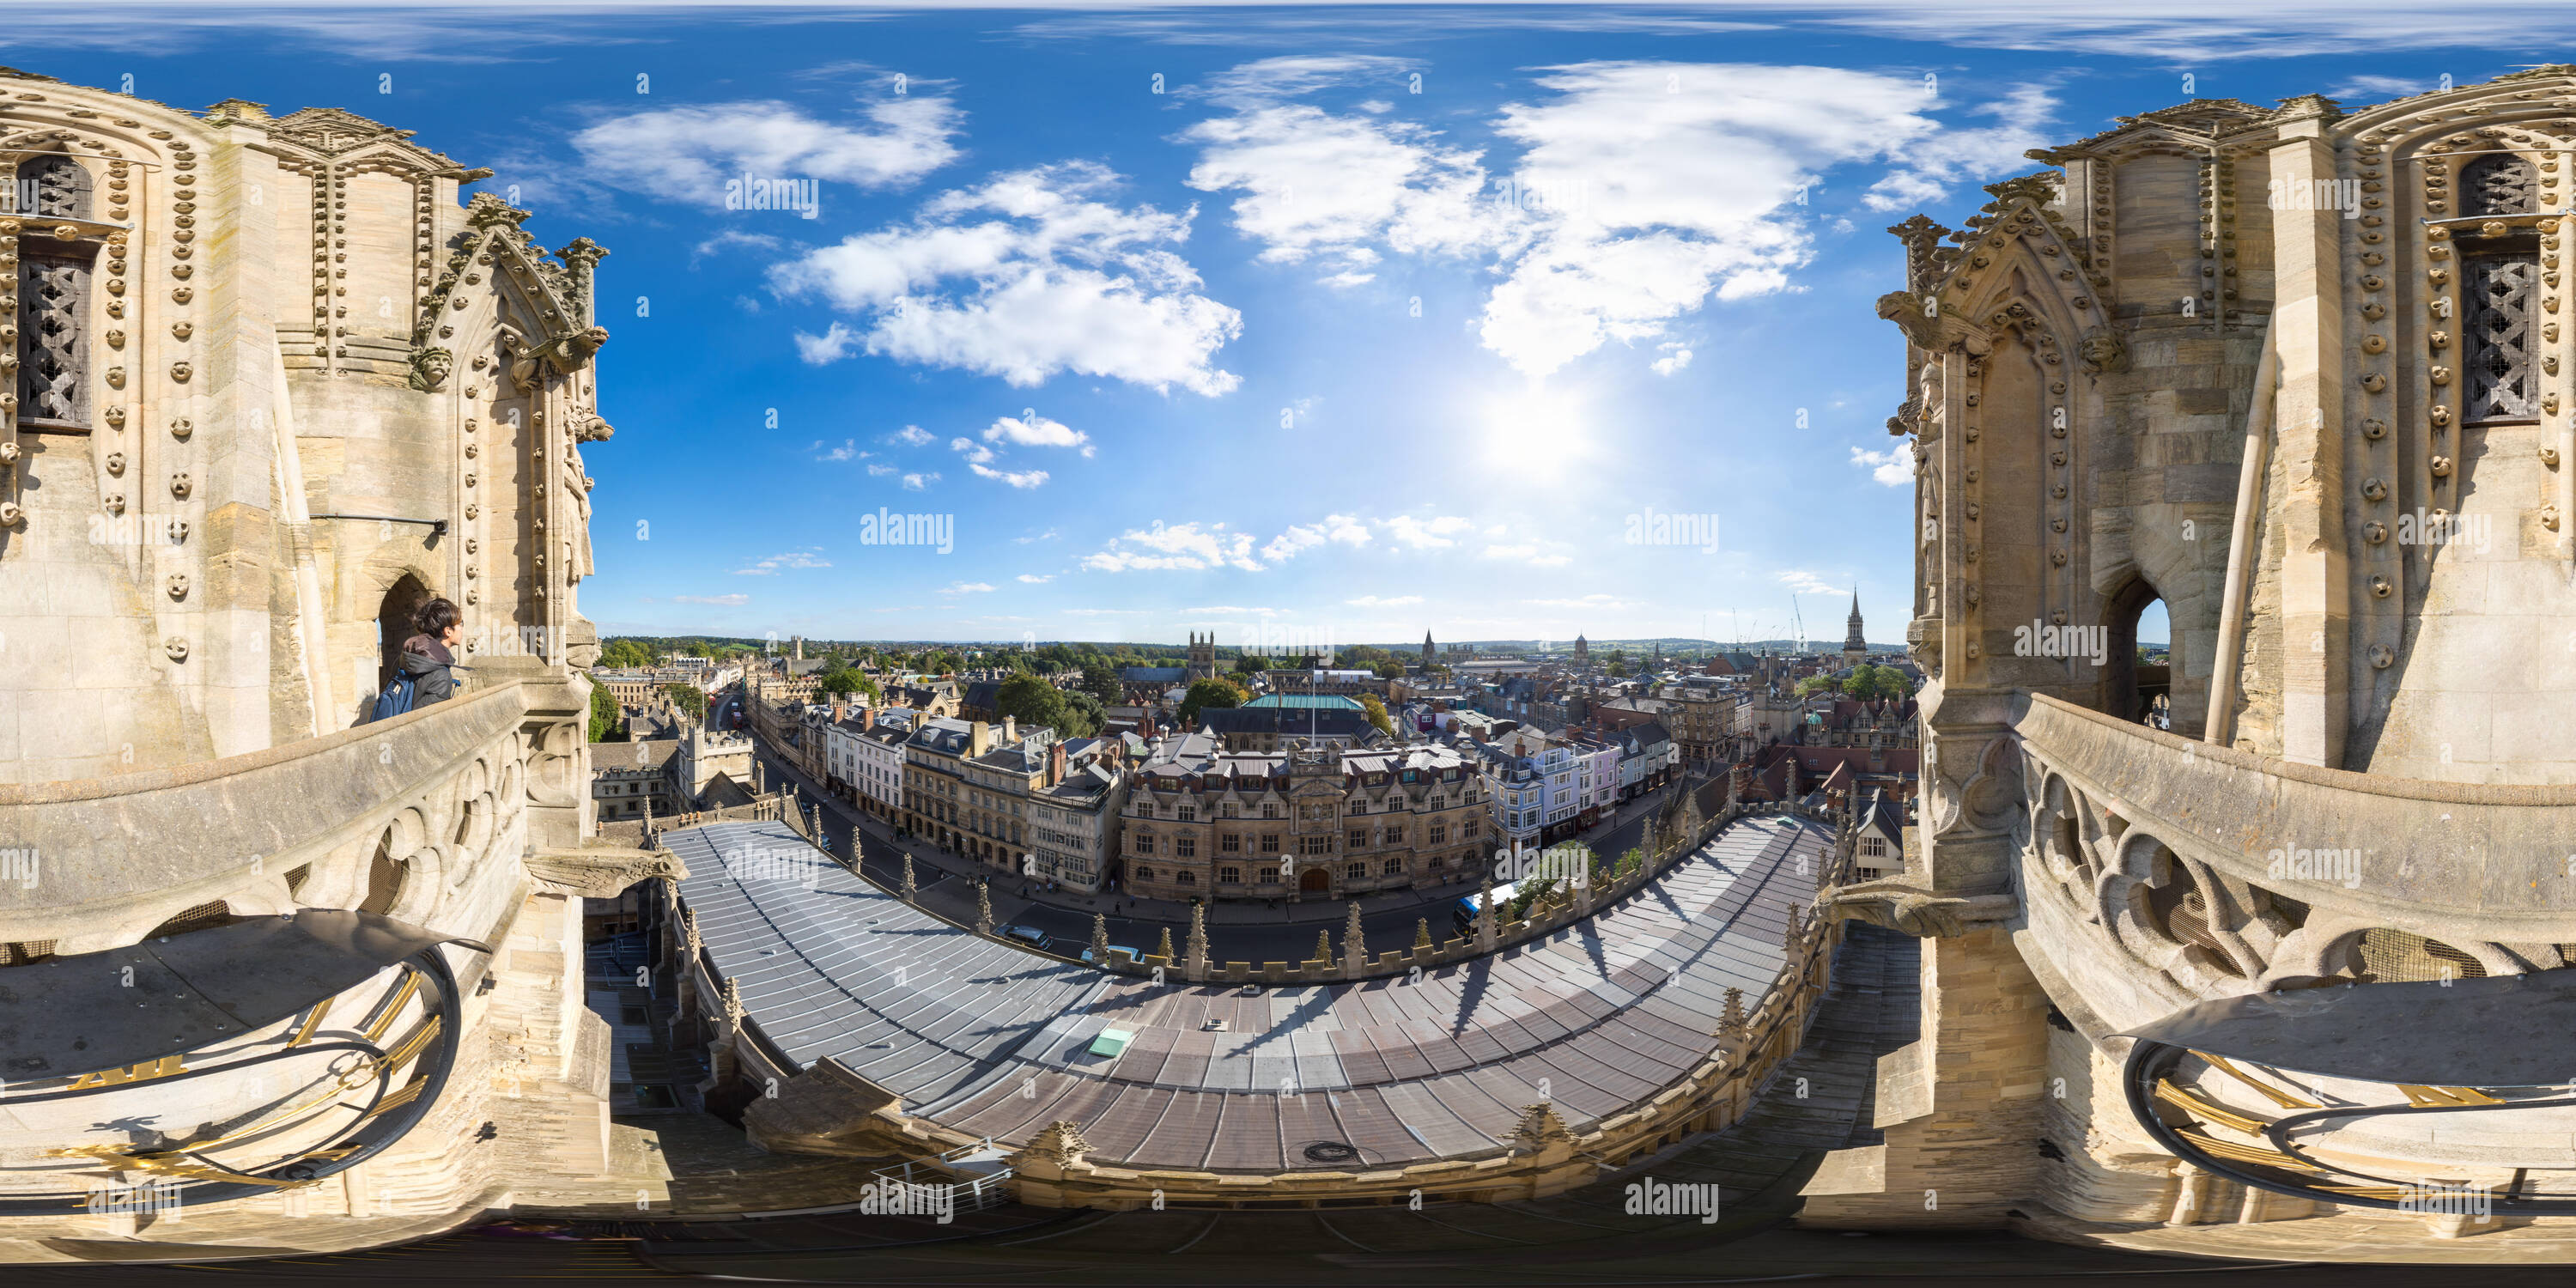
[{"x1": 369, "y1": 672, "x2": 418, "y2": 723}]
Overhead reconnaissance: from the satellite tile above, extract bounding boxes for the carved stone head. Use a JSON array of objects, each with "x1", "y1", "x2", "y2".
[{"x1": 410, "y1": 346, "x2": 454, "y2": 392}]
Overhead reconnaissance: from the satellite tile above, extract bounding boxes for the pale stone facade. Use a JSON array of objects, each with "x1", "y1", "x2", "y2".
[
  {"x1": 1820, "y1": 70, "x2": 2576, "y2": 1250},
  {"x1": 0, "y1": 69, "x2": 654, "y2": 1256}
]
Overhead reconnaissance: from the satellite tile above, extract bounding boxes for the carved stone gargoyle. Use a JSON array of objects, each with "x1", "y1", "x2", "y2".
[
  {"x1": 1814, "y1": 878, "x2": 2016, "y2": 939},
  {"x1": 524, "y1": 842, "x2": 686, "y2": 899}
]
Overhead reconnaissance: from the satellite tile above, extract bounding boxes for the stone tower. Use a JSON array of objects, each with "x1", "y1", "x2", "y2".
[
  {"x1": 1816, "y1": 72, "x2": 2576, "y2": 1247},
  {"x1": 1842, "y1": 590, "x2": 1868, "y2": 667},
  {"x1": 1574, "y1": 634, "x2": 1588, "y2": 664},
  {"x1": 1422, "y1": 629, "x2": 1435, "y2": 665},
  {"x1": 1185, "y1": 630, "x2": 1216, "y2": 681},
  {"x1": 0, "y1": 67, "x2": 639, "y2": 1254}
]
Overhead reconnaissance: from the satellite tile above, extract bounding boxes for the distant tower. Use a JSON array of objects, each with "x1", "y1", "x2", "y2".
[
  {"x1": 1423, "y1": 631, "x2": 1436, "y2": 665},
  {"x1": 793, "y1": 635, "x2": 805, "y2": 662},
  {"x1": 1186, "y1": 631, "x2": 1216, "y2": 681},
  {"x1": 1575, "y1": 634, "x2": 1589, "y2": 665},
  {"x1": 1843, "y1": 591, "x2": 1868, "y2": 667}
]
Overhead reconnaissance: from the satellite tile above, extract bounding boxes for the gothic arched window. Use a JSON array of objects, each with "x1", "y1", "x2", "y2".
[
  {"x1": 2461, "y1": 154, "x2": 2535, "y2": 217},
  {"x1": 15, "y1": 156, "x2": 93, "y2": 431}
]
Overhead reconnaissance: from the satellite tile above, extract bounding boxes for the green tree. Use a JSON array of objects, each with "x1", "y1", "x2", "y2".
[
  {"x1": 1060, "y1": 690, "x2": 1106, "y2": 738},
  {"x1": 1232, "y1": 653, "x2": 1268, "y2": 675},
  {"x1": 586, "y1": 681, "x2": 619, "y2": 743},
  {"x1": 599, "y1": 639, "x2": 655, "y2": 669},
  {"x1": 927, "y1": 650, "x2": 964, "y2": 675},
  {"x1": 1179, "y1": 676, "x2": 1249, "y2": 726},
  {"x1": 1358, "y1": 693, "x2": 1395, "y2": 738},
  {"x1": 995, "y1": 672, "x2": 1071, "y2": 734},
  {"x1": 1795, "y1": 673, "x2": 1841, "y2": 699},
  {"x1": 665, "y1": 683, "x2": 708, "y2": 722},
  {"x1": 817, "y1": 666, "x2": 878, "y2": 704},
  {"x1": 1372, "y1": 660, "x2": 1406, "y2": 680},
  {"x1": 1079, "y1": 663, "x2": 1124, "y2": 704}
]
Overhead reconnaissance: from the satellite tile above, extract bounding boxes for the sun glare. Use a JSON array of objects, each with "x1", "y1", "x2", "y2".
[{"x1": 1479, "y1": 386, "x2": 1589, "y2": 467}]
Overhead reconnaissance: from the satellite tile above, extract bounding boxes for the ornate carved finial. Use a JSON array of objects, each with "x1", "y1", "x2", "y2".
[
  {"x1": 1886, "y1": 213, "x2": 1954, "y2": 295},
  {"x1": 1186, "y1": 898, "x2": 1210, "y2": 970},
  {"x1": 2271, "y1": 93, "x2": 2342, "y2": 121},
  {"x1": 1722, "y1": 986, "x2": 1747, "y2": 1036},
  {"x1": 721, "y1": 976, "x2": 744, "y2": 1024},
  {"x1": 1342, "y1": 900, "x2": 1366, "y2": 960},
  {"x1": 900, "y1": 853, "x2": 917, "y2": 900},
  {"x1": 1024, "y1": 1119, "x2": 1092, "y2": 1167},
  {"x1": 1157, "y1": 925, "x2": 1176, "y2": 960},
  {"x1": 1510, "y1": 1102, "x2": 1575, "y2": 1151},
  {"x1": 465, "y1": 191, "x2": 531, "y2": 230},
  {"x1": 975, "y1": 878, "x2": 993, "y2": 935},
  {"x1": 1311, "y1": 927, "x2": 1334, "y2": 963},
  {"x1": 1414, "y1": 917, "x2": 1434, "y2": 950},
  {"x1": 202, "y1": 98, "x2": 271, "y2": 125}
]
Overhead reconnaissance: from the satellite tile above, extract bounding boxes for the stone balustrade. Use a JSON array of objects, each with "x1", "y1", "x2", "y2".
[
  {"x1": 0, "y1": 677, "x2": 580, "y2": 954},
  {"x1": 2012, "y1": 689, "x2": 2576, "y2": 1008}
]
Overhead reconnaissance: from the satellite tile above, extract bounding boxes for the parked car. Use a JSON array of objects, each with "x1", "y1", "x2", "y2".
[{"x1": 998, "y1": 924, "x2": 1048, "y2": 950}]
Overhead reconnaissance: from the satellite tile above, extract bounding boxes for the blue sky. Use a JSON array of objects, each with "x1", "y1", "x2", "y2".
[{"x1": 20, "y1": 3, "x2": 2562, "y2": 647}]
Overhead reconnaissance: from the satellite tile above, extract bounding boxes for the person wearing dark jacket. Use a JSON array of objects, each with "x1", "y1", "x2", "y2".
[{"x1": 398, "y1": 597, "x2": 465, "y2": 708}]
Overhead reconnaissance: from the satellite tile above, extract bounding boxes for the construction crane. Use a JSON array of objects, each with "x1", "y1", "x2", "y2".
[{"x1": 1789, "y1": 595, "x2": 1806, "y2": 654}]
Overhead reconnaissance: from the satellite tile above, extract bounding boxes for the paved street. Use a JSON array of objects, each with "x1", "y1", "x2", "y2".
[{"x1": 738, "y1": 723, "x2": 1686, "y2": 966}]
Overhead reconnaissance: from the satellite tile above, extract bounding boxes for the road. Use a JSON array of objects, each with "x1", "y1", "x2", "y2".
[{"x1": 738, "y1": 714, "x2": 1685, "y2": 966}]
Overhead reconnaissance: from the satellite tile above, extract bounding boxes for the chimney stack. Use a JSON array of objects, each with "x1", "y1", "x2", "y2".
[
  {"x1": 1048, "y1": 738, "x2": 1067, "y2": 787},
  {"x1": 1004, "y1": 715, "x2": 1018, "y2": 744},
  {"x1": 970, "y1": 720, "x2": 993, "y2": 757}
]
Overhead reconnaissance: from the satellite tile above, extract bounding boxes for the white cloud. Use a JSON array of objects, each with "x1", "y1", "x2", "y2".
[
  {"x1": 671, "y1": 593, "x2": 751, "y2": 606},
  {"x1": 1861, "y1": 83, "x2": 2057, "y2": 212},
  {"x1": 732, "y1": 549, "x2": 831, "y2": 576},
  {"x1": 890, "y1": 425, "x2": 935, "y2": 447},
  {"x1": 902, "y1": 471, "x2": 938, "y2": 490},
  {"x1": 944, "y1": 581, "x2": 997, "y2": 595},
  {"x1": 1850, "y1": 441, "x2": 1914, "y2": 487},
  {"x1": 1383, "y1": 514, "x2": 1473, "y2": 549},
  {"x1": 1194, "y1": 54, "x2": 1419, "y2": 109},
  {"x1": 1182, "y1": 102, "x2": 1503, "y2": 271},
  {"x1": 571, "y1": 97, "x2": 962, "y2": 206},
  {"x1": 1015, "y1": 527, "x2": 1060, "y2": 544},
  {"x1": 1064, "y1": 607, "x2": 1149, "y2": 617},
  {"x1": 814, "y1": 438, "x2": 865, "y2": 462},
  {"x1": 771, "y1": 161, "x2": 1243, "y2": 395},
  {"x1": 1181, "y1": 605, "x2": 1280, "y2": 616},
  {"x1": 984, "y1": 412, "x2": 1094, "y2": 456},
  {"x1": 2327, "y1": 75, "x2": 2433, "y2": 101},
  {"x1": 795, "y1": 322, "x2": 860, "y2": 365},
  {"x1": 1018, "y1": 574, "x2": 1054, "y2": 584},
  {"x1": 1779, "y1": 569, "x2": 1842, "y2": 596},
  {"x1": 867, "y1": 463, "x2": 899, "y2": 477},
  {"x1": 1081, "y1": 521, "x2": 1263, "y2": 572},
  {"x1": 1261, "y1": 513, "x2": 1371, "y2": 562},
  {"x1": 1651, "y1": 342, "x2": 1693, "y2": 376},
  {"x1": 951, "y1": 435, "x2": 997, "y2": 465},
  {"x1": 1469, "y1": 63, "x2": 2055, "y2": 377},
  {"x1": 1346, "y1": 594, "x2": 1423, "y2": 607},
  {"x1": 971, "y1": 463, "x2": 1051, "y2": 489}
]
